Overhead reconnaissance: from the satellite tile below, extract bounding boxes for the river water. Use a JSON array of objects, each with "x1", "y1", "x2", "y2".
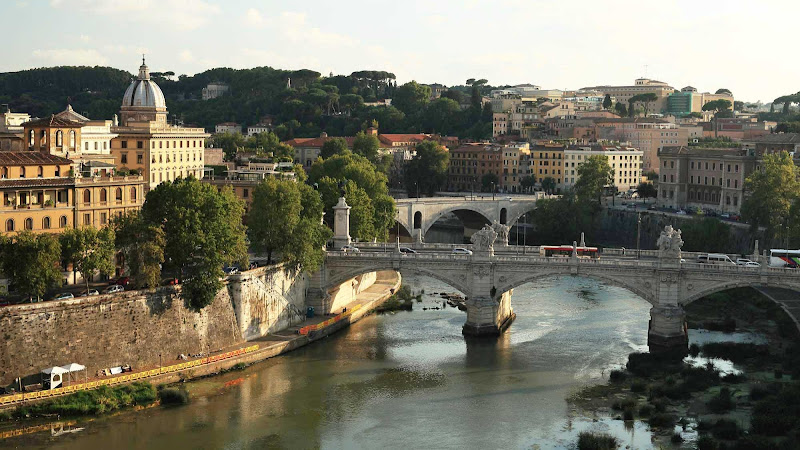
[{"x1": 4, "y1": 274, "x2": 663, "y2": 449}]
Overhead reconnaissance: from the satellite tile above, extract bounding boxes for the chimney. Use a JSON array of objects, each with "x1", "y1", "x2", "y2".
[
  {"x1": 366, "y1": 127, "x2": 378, "y2": 136},
  {"x1": 320, "y1": 132, "x2": 328, "y2": 138}
]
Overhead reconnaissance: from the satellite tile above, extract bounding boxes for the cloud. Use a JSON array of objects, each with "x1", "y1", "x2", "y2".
[
  {"x1": 243, "y1": 9, "x2": 358, "y2": 48},
  {"x1": 244, "y1": 8, "x2": 264, "y2": 26},
  {"x1": 179, "y1": 50, "x2": 194, "y2": 63},
  {"x1": 49, "y1": 0, "x2": 220, "y2": 31},
  {"x1": 32, "y1": 48, "x2": 107, "y2": 65}
]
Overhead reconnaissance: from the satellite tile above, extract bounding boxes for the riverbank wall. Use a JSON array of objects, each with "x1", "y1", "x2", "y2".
[
  {"x1": 0, "y1": 264, "x2": 380, "y2": 387},
  {"x1": 0, "y1": 270, "x2": 400, "y2": 412}
]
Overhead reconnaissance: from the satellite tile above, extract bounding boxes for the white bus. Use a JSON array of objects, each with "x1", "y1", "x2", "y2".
[
  {"x1": 696, "y1": 253, "x2": 736, "y2": 266},
  {"x1": 769, "y1": 249, "x2": 800, "y2": 268}
]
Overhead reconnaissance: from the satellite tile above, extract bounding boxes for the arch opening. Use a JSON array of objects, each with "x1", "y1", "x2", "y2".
[{"x1": 424, "y1": 209, "x2": 492, "y2": 244}]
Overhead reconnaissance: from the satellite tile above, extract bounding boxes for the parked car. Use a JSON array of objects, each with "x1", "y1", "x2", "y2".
[
  {"x1": 80, "y1": 289, "x2": 99, "y2": 297},
  {"x1": 223, "y1": 266, "x2": 239, "y2": 276},
  {"x1": 720, "y1": 213, "x2": 731, "y2": 219},
  {"x1": 676, "y1": 210, "x2": 687, "y2": 215},
  {"x1": 162, "y1": 278, "x2": 179, "y2": 286},
  {"x1": 452, "y1": 247, "x2": 473, "y2": 255},
  {"x1": 110, "y1": 276, "x2": 130, "y2": 287},
  {"x1": 341, "y1": 245, "x2": 360, "y2": 253},
  {"x1": 736, "y1": 258, "x2": 760, "y2": 267},
  {"x1": 648, "y1": 205, "x2": 657, "y2": 211},
  {"x1": 697, "y1": 253, "x2": 736, "y2": 266},
  {"x1": 103, "y1": 284, "x2": 124, "y2": 294},
  {"x1": 53, "y1": 292, "x2": 74, "y2": 301},
  {"x1": 399, "y1": 247, "x2": 417, "y2": 254}
]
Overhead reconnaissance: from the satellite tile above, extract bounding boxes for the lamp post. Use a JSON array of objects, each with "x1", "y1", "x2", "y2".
[
  {"x1": 415, "y1": 182, "x2": 419, "y2": 199},
  {"x1": 491, "y1": 182, "x2": 496, "y2": 201},
  {"x1": 636, "y1": 212, "x2": 642, "y2": 259}
]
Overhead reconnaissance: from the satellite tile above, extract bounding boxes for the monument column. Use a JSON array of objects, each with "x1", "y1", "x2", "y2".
[
  {"x1": 649, "y1": 225, "x2": 688, "y2": 352},
  {"x1": 333, "y1": 197, "x2": 351, "y2": 249}
]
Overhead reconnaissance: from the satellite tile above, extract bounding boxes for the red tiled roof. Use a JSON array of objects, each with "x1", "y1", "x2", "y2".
[
  {"x1": 0, "y1": 152, "x2": 73, "y2": 165},
  {"x1": 22, "y1": 115, "x2": 83, "y2": 128},
  {"x1": 284, "y1": 136, "x2": 358, "y2": 148},
  {"x1": 0, "y1": 178, "x2": 74, "y2": 189},
  {"x1": 378, "y1": 134, "x2": 429, "y2": 144}
]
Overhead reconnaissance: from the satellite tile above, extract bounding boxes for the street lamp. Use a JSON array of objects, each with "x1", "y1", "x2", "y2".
[
  {"x1": 491, "y1": 182, "x2": 496, "y2": 201},
  {"x1": 414, "y1": 182, "x2": 419, "y2": 199},
  {"x1": 636, "y1": 212, "x2": 642, "y2": 259}
]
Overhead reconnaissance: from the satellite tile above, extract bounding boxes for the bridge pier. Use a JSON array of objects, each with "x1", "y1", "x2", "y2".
[
  {"x1": 648, "y1": 305, "x2": 688, "y2": 352},
  {"x1": 462, "y1": 290, "x2": 516, "y2": 336}
]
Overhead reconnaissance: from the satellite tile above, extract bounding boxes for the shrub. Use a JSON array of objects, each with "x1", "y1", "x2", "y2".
[
  {"x1": 577, "y1": 431, "x2": 619, "y2": 450},
  {"x1": 651, "y1": 399, "x2": 667, "y2": 413},
  {"x1": 749, "y1": 385, "x2": 772, "y2": 401},
  {"x1": 630, "y1": 381, "x2": 647, "y2": 393},
  {"x1": 701, "y1": 342, "x2": 769, "y2": 363},
  {"x1": 697, "y1": 435, "x2": 719, "y2": 450},
  {"x1": 611, "y1": 398, "x2": 636, "y2": 411},
  {"x1": 638, "y1": 405, "x2": 653, "y2": 417},
  {"x1": 231, "y1": 362, "x2": 246, "y2": 371},
  {"x1": 11, "y1": 382, "x2": 156, "y2": 417},
  {"x1": 670, "y1": 432, "x2": 684, "y2": 444},
  {"x1": 609, "y1": 369, "x2": 627, "y2": 383},
  {"x1": 682, "y1": 365, "x2": 720, "y2": 392},
  {"x1": 626, "y1": 352, "x2": 682, "y2": 377},
  {"x1": 648, "y1": 413, "x2": 675, "y2": 428},
  {"x1": 711, "y1": 418, "x2": 740, "y2": 440},
  {"x1": 689, "y1": 343, "x2": 701, "y2": 357},
  {"x1": 707, "y1": 387, "x2": 735, "y2": 414},
  {"x1": 622, "y1": 407, "x2": 634, "y2": 421},
  {"x1": 158, "y1": 387, "x2": 190, "y2": 405},
  {"x1": 721, "y1": 372, "x2": 745, "y2": 383}
]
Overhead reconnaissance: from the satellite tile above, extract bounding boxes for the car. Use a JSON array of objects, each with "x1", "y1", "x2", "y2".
[
  {"x1": 53, "y1": 292, "x2": 74, "y2": 301},
  {"x1": 648, "y1": 205, "x2": 657, "y2": 210},
  {"x1": 110, "y1": 276, "x2": 130, "y2": 287},
  {"x1": 341, "y1": 245, "x2": 360, "y2": 253},
  {"x1": 399, "y1": 247, "x2": 417, "y2": 254},
  {"x1": 743, "y1": 262, "x2": 760, "y2": 268},
  {"x1": 736, "y1": 258, "x2": 760, "y2": 267},
  {"x1": 162, "y1": 278, "x2": 179, "y2": 286},
  {"x1": 103, "y1": 284, "x2": 124, "y2": 294},
  {"x1": 720, "y1": 213, "x2": 731, "y2": 219},
  {"x1": 223, "y1": 266, "x2": 239, "y2": 276},
  {"x1": 676, "y1": 210, "x2": 687, "y2": 215},
  {"x1": 80, "y1": 289, "x2": 99, "y2": 297},
  {"x1": 452, "y1": 247, "x2": 473, "y2": 255}
]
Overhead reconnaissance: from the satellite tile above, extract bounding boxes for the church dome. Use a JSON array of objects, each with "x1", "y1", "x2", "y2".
[{"x1": 122, "y1": 58, "x2": 166, "y2": 109}]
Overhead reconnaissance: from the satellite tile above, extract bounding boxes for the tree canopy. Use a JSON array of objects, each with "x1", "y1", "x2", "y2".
[
  {"x1": 741, "y1": 151, "x2": 800, "y2": 237},
  {"x1": 574, "y1": 155, "x2": 614, "y2": 202},
  {"x1": 403, "y1": 140, "x2": 450, "y2": 196},
  {"x1": 0, "y1": 231, "x2": 62, "y2": 300}
]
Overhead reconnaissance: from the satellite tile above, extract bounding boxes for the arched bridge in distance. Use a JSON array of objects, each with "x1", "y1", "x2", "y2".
[
  {"x1": 313, "y1": 227, "x2": 800, "y2": 353},
  {"x1": 394, "y1": 194, "x2": 549, "y2": 242}
]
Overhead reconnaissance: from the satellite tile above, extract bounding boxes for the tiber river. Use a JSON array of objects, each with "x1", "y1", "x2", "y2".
[{"x1": 4, "y1": 274, "x2": 705, "y2": 449}]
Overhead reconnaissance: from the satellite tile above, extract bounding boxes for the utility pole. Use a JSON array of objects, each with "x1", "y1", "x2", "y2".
[{"x1": 636, "y1": 212, "x2": 642, "y2": 259}]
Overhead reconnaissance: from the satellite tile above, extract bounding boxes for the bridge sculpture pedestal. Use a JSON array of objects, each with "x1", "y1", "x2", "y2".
[
  {"x1": 648, "y1": 305, "x2": 687, "y2": 352},
  {"x1": 648, "y1": 225, "x2": 688, "y2": 353}
]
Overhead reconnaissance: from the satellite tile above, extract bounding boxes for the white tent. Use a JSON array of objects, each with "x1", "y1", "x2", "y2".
[
  {"x1": 41, "y1": 366, "x2": 68, "y2": 390},
  {"x1": 60, "y1": 363, "x2": 87, "y2": 385}
]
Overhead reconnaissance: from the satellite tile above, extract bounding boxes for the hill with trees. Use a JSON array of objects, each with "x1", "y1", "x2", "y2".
[{"x1": 0, "y1": 65, "x2": 495, "y2": 140}]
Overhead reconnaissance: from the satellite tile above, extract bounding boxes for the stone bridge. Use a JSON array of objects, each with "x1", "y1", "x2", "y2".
[
  {"x1": 395, "y1": 195, "x2": 547, "y2": 242},
  {"x1": 316, "y1": 197, "x2": 800, "y2": 351}
]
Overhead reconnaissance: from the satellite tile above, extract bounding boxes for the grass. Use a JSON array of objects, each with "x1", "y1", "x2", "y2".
[
  {"x1": 707, "y1": 387, "x2": 734, "y2": 413},
  {"x1": 157, "y1": 386, "x2": 190, "y2": 405},
  {"x1": 14, "y1": 382, "x2": 157, "y2": 418},
  {"x1": 576, "y1": 431, "x2": 619, "y2": 450},
  {"x1": 701, "y1": 342, "x2": 769, "y2": 363}
]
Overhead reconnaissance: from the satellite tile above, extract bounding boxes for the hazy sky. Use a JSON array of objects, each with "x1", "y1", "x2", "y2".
[{"x1": 2, "y1": 0, "x2": 798, "y2": 102}]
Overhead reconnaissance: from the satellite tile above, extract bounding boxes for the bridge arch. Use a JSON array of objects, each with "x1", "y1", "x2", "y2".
[
  {"x1": 495, "y1": 270, "x2": 657, "y2": 306},
  {"x1": 420, "y1": 206, "x2": 494, "y2": 238},
  {"x1": 681, "y1": 279, "x2": 800, "y2": 307}
]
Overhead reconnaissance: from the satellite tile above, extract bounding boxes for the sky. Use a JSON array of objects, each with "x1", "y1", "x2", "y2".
[{"x1": 2, "y1": 0, "x2": 798, "y2": 103}]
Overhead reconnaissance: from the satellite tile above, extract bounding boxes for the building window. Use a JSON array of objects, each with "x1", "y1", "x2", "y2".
[
  {"x1": 116, "y1": 188, "x2": 123, "y2": 202},
  {"x1": 121, "y1": 141, "x2": 128, "y2": 149},
  {"x1": 69, "y1": 130, "x2": 76, "y2": 148},
  {"x1": 100, "y1": 188, "x2": 107, "y2": 202},
  {"x1": 20, "y1": 167, "x2": 25, "y2": 178},
  {"x1": 735, "y1": 164, "x2": 739, "y2": 173},
  {"x1": 83, "y1": 214, "x2": 91, "y2": 225},
  {"x1": 5, "y1": 219, "x2": 14, "y2": 232},
  {"x1": 100, "y1": 213, "x2": 107, "y2": 225},
  {"x1": 28, "y1": 130, "x2": 34, "y2": 148},
  {"x1": 24, "y1": 218, "x2": 32, "y2": 230},
  {"x1": 121, "y1": 153, "x2": 128, "y2": 164},
  {"x1": 137, "y1": 154, "x2": 143, "y2": 164},
  {"x1": 137, "y1": 141, "x2": 143, "y2": 149},
  {"x1": 59, "y1": 215, "x2": 67, "y2": 228},
  {"x1": 0, "y1": 167, "x2": 6, "y2": 179},
  {"x1": 55, "y1": 130, "x2": 63, "y2": 147},
  {"x1": 83, "y1": 190, "x2": 91, "y2": 204},
  {"x1": 55, "y1": 166, "x2": 60, "y2": 177},
  {"x1": 130, "y1": 187, "x2": 137, "y2": 202}
]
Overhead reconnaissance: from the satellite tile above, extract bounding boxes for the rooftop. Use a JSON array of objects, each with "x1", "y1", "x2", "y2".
[
  {"x1": 0, "y1": 177, "x2": 74, "y2": 189},
  {"x1": 658, "y1": 146, "x2": 751, "y2": 157},
  {"x1": 22, "y1": 115, "x2": 83, "y2": 129},
  {"x1": 0, "y1": 152, "x2": 73, "y2": 165},
  {"x1": 753, "y1": 133, "x2": 800, "y2": 144}
]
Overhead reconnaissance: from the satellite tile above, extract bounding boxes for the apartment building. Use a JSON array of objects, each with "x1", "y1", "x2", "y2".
[
  {"x1": 501, "y1": 143, "x2": 529, "y2": 192},
  {"x1": 666, "y1": 86, "x2": 735, "y2": 117},
  {"x1": 581, "y1": 78, "x2": 675, "y2": 116},
  {"x1": 527, "y1": 143, "x2": 566, "y2": 189},
  {"x1": 594, "y1": 118, "x2": 688, "y2": 172},
  {"x1": 563, "y1": 145, "x2": 642, "y2": 192},
  {"x1": 448, "y1": 143, "x2": 504, "y2": 192},
  {"x1": 656, "y1": 146, "x2": 756, "y2": 214}
]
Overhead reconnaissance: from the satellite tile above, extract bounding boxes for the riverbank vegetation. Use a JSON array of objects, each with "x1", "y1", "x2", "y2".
[
  {"x1": 376, "y1": 285, "x2": 417, "y2": 313},
  {"x1": 569, "y1": 287, "x2": 800, "y2": 448},
  {"x1": 8, "y1": 382, "x2": 157, "y2": 419}
]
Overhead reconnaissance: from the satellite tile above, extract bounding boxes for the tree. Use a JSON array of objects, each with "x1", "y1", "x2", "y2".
[
  {"x1": 541, "y1": 177, "x2": 557, "y2": 194},
  {"x1": 628, "y1": 93, "x2": 658, "y2": 117},
  {"x1": 392, "y1": 81, "x2": 431, "y2": 115},
  {"x1": 0, "y1": 231, "x2": 62, "y2": 300},
  {"x1": 352, "y1": 131, "x2": 380, "y2": 161},
  {"x1": 60, "y1": 226, "x2": 116, "y2": 291},
  {"x1": 320, "y1": 137, "x2": 349, "y2": 159},
  {"x1": 423, "y1": 98, "x2": 462, "y2": 134},
  {"x1": 574, "y1": 155, "x2": 614, "y2": 202},
  {"x1": 614, "y1": 102, "x2": 627, "y2": 117},
  {"x1": 681, "y1": 218, "x2": 731, "y2": 252},
  {"x1": 482, "y1": 173, "x2": 499, "y2": 192},
  {"x1": 602, "y1": 94, "x2": 612, "y2": 110},
  {"x1": 212, "y1": 132, "x2": 246, "y2": 160},
  {"x1": 636, "y1": 182, "x2": 657, "y2": 199},
  {"x1": 141, "y1": 177, "x2": 248, "y2": 309},
  {"x1": 702, "y1": 99, "x2": 733, "y2": 114},
  {"x1": 741, "y1": 151, "x2": 800, "y2": 236},
  {"x1": 113, "y1": 212, "x2": 165, "y2": 289},
  {"x1": 245, "y1": 131, "x2": 294, "y2": 159},
  {"x1": 248, "y1": 177, "x2": 302, "y2": 263},
  {"x1": 520, "y1": 175, "x2": 535, "y2": 193},
  {"x1": 643, "y1": 170, "x2": 658, "y2": 182},
  {"x1": 403, "y1": 140, "x2": 450, "y2": 196}
]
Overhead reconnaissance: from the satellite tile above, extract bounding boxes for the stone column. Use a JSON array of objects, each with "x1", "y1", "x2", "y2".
[
  {"x1": 306, "y1": 269, "x2": 330, "y2": 314},
  {"x1": 463, "y1": 290, "x2": 515, "y2": 336},
  {"x1": 332, "y1": 197, "x2": 351, "y2": 249}
]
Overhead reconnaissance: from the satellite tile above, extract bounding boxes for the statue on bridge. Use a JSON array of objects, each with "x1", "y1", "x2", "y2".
[
  {"x1": 491, "y1": 221, "x2": 510, "y2": 246},
  {"x1": 471, "y1": 225, "x2": 498, "y2": 253},
  {"x1": 657, "y1": 225, "x2": 684, "y2": 259}
]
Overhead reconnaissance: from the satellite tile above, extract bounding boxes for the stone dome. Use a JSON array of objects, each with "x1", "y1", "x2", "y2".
[{"x1": 122, "y1": 58, "x2": 166, "y2": 109}]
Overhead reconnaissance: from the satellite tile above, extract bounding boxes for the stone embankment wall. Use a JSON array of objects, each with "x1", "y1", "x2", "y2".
[
  {"x1": 327, "y1": 271, "x2": 377, "y2": 314},
  {"x1": 0, "y1": 265, "x2": 369, "y2": 386}
]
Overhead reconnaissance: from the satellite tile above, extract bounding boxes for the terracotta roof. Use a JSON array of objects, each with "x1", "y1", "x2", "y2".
[
  {"x1": 378, "y1": 134, "x2": 430, "y2": 144},
  {"x1": 22, "y1": 115, "x2": 83, "y2": 128},
  {"x1": 0, "y1": 177, "x2": 74, "y2": 188},
  {"x1": 594, "y1": 117, "x2": 670, "y2": 124},
  {"x1": 0, "y1": 152, "x2": 73, "y2": 165},
  {"x1": 284, "y1": 136, "x2": 358, "y2": 148},
  {"x1": 754, "y1": 133, "x2": 800, "y2": 144}
]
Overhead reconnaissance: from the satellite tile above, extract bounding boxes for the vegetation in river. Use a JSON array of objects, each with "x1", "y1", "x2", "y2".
[
  {"x1": 376, "y1": 285, "x2": 415, "y2": 313},
  {"x1": 157, "y1": 386, "x2": 190, "y2": 406},
  {"x1": 576, "y1": 431, "x2": 619, "y2": 450},
  {"x1": 12, "y1": 382, "x2": 157, "y2": 418}
]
